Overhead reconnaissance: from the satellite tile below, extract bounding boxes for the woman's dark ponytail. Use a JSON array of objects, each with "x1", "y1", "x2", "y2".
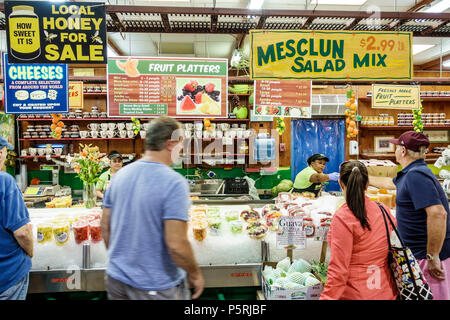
[{"x1": 340, "y1": 162, "x2": 370, "y2": 230}]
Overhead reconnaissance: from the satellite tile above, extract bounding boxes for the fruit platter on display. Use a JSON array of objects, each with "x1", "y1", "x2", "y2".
[{"x1": 178, "y1": 80, "x2": 222, "y2": 115}]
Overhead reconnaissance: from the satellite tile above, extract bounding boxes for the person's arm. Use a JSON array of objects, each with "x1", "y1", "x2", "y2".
[
  {"x1": 368, "y1": 176, "x2": 396, "y2": 190},
  {"x1": 100, "y1": 207, "x2": 111, "y2": 249},
  {"x1": 319, "y1": 214, "x2": 353, "y2": 300},
  {"x1": 96, "y1": 190, "x2": 104, "y2": 199},
  {"x1": 425, "y1": 204, "x2": 447, "y2": 280},
  {"x1": 310, "y1": 173, "x2": 330, "y2": 183},
  {"x1": 165, "y1": 220, "x2": 204, "y2": 299},
  {"x1": 14, "y1": 223, "x2": 33, "y2": 258}
]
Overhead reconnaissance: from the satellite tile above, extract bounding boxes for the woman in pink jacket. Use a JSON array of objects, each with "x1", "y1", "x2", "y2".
[{"x1": 320, "y1": 161, "x2": 398, "y2": 300}]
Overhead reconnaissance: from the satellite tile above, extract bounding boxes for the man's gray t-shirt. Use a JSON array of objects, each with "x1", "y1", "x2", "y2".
[{"x1": 103, "y1": 160, "x2": 190, "y2": 291}]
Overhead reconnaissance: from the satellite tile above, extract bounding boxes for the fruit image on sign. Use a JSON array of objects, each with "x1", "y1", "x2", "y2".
[
  {"x1": 255, "y1": 105, "x2": 281, "y2": 116},
  {"x1": 176, "y1": 78, "x2": 221, "y2": 115},
  {"x1": 116, "y1": 59, "x2": 139, "y2": 77}
]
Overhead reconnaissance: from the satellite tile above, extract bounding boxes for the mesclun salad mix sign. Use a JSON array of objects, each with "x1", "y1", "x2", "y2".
[
  {"x1": 107, "y1": 57, "x2": 228, "y2": 118},
  {"x1": 3, "y1": 53, "x2": 68, "y2": 114},
  {"x1": 5, "y1": 1, "x2": 106, "y2": 64},
  {"x1": 371, "y1": 84, "x2": 420, "y2": 110},
  {"x1": 250, "y1": 30, "x2": 413, "y2": 81}
]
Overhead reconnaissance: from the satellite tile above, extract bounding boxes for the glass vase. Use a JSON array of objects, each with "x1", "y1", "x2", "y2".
[{"x1": 83, "y1": 182, "x2": 96, "y2": 209}]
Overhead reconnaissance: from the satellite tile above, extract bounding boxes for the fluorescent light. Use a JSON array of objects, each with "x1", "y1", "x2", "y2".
[
  {"x1": 423, "y1": 0, "x2": 450, "y2": 12},
  {"x1": 248, "y1": 0, "x2": 264, "y2": 10},
  {"x1": 413, "y1": 44, "x2": 435, "y2": 55},
  {"x1": 310, "y1": 0, "x2": 368, "y2": 5},
  {"x1": 444, "y1": 60, "x2": 450, "y2": 67}
]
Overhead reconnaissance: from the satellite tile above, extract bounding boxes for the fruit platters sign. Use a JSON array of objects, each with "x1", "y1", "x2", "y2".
[
  {"x1": 107, "y1": 57, "x2": 228, "y2": 118},
  {"x1": 254, "y1": 80, "x2": 312, "y2": 118}
]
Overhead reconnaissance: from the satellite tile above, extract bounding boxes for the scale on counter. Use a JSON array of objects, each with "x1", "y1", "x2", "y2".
[{"x1": 23, "y1": 165, "x2": 71, "y2": 198}]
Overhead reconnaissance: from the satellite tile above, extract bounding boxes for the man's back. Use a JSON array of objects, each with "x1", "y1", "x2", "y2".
[
  {"x1": 103, "y1": 160, "x2": 191, "y2": 291},
  {"x1": 0, "y1": 172, "x2": 32, "y2": 292},
  {"x1": 394, "y1": 159, "x2": 450, "y2": 260}
]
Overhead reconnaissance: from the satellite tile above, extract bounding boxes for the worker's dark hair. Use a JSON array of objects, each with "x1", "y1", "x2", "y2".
[
  {"x1": 145, "y1": 117, "x2": 182, "y2": 151},
  {"x1": 339, "y1": 161, "x2": 370, "y2": 231}
]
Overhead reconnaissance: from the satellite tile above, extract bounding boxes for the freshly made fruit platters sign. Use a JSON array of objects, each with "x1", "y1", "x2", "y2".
[
  {"x1": 253, "y1": 80, "x2": 312, "y2": 118},
  {"x1": 107, "y1": 57, "x2": 228, "y2": 118}
]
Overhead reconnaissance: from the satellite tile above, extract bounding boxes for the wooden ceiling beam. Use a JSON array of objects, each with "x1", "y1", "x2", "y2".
[
  {"x1": 407, "y1": 0, "x2": 435, "y2": 12},
  {"x1": 416, "y1": 53, "x2": 450, "y2": 70}
]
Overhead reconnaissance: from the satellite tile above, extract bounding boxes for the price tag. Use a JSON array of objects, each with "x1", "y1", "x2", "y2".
[
  {"x1": 314, "y1": 226, "x2": 330, "y2": 242},
  {"x1": 276, "y1": 216, "x2": 306, "y2": 250}
]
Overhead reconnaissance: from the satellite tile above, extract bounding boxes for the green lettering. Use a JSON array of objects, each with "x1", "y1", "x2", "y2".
[
  {"x1": 332, "y1": 40, "x2": 344, "y2": 59},
  {"x1": 353, "y1": 53, "x2": 370, "y2": 69},
  {"x1": 291, "y1": 56, "x2": 304, "y2": 73},
  {"x1": 313, "y1": 60, "x2": 322, "y2": 72},
  {"x1": 322, "y1": 60, "x2": 334, "y2": 72},
  {"x1": 257, "y1": 45, "x2": 276, "y2": 66},
  {"x1": 297, "y1": 39, "x2": 308, "y2": 56},
  {"x1": 336, "y1": 59, "x2": 345, "y2": 72},
  {"x1": 377, "y1": 54, "x2": 387, "y2": 67},
  {"x1": 304, "y1": 60, "x2": 312, "y2": 72},
  {"x1": 276, "y1": 42, "x2": 286, "y2": 60},
  {"x1": 309, "y1": 39, "x2": 318, "y2": 56},
  {"x1": 285, "y1": 39, "x2": 296, "y2": 58},
  {"x1": 319, "y1": 39, "x2": 331, "y2": 57}
]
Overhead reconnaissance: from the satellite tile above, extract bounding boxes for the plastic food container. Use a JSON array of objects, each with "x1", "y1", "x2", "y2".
[
  {"x1": 378, "y1": 193, "x2": 394, "y2": 209},
  {"x1": 73, "y1": 220, "x2": 89, "y2": 244},
  {"x1": 225, "y1": 210, "x2": 239, "y2": 222},
  {"x1": 367, "y1": 186, "x2": 379, "y2": 195},
  {"x1": 89, "y1": 219, "x2": 102, "y2": 242},
  {"x1": 37, "y1": 222, "x2": 53, "y2": 244},
  {"x1": 53, "y1": 222, "x2": 70, "y2": 246},
  {"x1": 192, "y1": 220, "x2": 208, "y2": 241},
  {"x1": 303, "y1": 218, "x2": 316, "y2": 238},
  {"x1": 230, "y1": 220, "x2": 243, "y2": 234}
]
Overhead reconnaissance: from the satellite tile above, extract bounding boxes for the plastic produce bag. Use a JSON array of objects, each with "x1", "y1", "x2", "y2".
[{"x1": 243, "y1": 176, "x2": 260, "y2": 200}]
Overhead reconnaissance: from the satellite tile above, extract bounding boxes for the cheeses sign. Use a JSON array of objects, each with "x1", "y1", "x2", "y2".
[{"x1": 5, "y1": 1, "x2": 106, "y2": 64}]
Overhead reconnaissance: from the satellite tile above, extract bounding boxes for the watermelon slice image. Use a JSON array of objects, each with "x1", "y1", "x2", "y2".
[{"x1": 180, "y1": 95, "x2": 196, "y2": 112}]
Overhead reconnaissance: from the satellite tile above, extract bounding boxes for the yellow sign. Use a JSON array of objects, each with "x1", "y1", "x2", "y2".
[
  {"x1": 372, "y1": 84, "x2": 420, "y2": 110},
  {"x1": 250, "y1": 30, "x2": 413, "y2": 81},
  {"x1": 69, "y1": 81, "x2": 83, "y2": 110}
]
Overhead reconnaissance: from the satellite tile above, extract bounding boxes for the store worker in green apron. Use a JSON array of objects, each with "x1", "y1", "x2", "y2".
[
  {"x1": 292, "y1": 154, "x2": 340, "y2": 197},
  {"x1": 96, "y1": 151, "x2": 124, "y2": 199}
]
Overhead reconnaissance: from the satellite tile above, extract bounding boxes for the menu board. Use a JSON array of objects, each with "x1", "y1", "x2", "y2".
[
  {"x1": 107, "y1": 57, "x2": 228, "y2": 118},
  {"x1": 3, "y1": 53, "x2": 68, "y2": 114},
  {"x1": 254, "y1": 80, "x2": 312, "y2": 118}
]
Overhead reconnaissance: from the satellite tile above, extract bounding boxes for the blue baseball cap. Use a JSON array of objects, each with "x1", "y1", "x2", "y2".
[{"x1": 0, "y1": 135, "x2": 13, "y2": 150}]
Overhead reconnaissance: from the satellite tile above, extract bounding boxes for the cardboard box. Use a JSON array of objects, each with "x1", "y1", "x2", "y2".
[
  {"x1": 359, "y1": 160, "x2": 398, "y2": 178},
  {"x1": 261, "y1": 262, "x2": 323, "y2": 300}
]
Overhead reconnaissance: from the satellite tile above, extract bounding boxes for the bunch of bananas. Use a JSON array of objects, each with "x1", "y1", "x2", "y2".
[{"x1": 412, "y1": 102, "x2": 424, "y2": 133}]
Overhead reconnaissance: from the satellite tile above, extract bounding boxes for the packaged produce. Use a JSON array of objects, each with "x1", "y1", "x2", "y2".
[
  {"x1": 303, "y1": 218, "x2": 316, "y2": 238},
  {"x1": 206, "y1": 210, "x2": 221, "y2": 219},
  {"x1": 224, "y1": 210, "x2": 239, "y2": 222},
  {"x1": 89, "y1": 220, "x2": 102, "y2": 242},
  {"x1": 53, "y1": 222, "x2": 70, "y2": 246},
  {"x1": 367, "y1": 186, "x2": 379, "y2": 195},
  {"x1": 300, "y1": 192, "x2": 316, "y2": 199},
  {"x1": 265, "y1": 211, "x2": 282, "y2": 231},
  {"x1": 246, "y1": 222, "x2": 267, "y2": 239},
  {"x1": 277, "y1": 192, "x2": 293, "y2": 203},
  {"x1": 230, "y1": 220, "x2": 243, "y2": 234},
  {"x1": 73, "y1": 220, "x2": 89, "y2": 244},
  {"x1": 387, "y1": 190, "x2": 396, "y2": 209},
  {"x1": 192, "y1": 220, "x2": 208, "y2": 241},
  {"x1": 208, "y1": 217, "x2": 222, "y2": 235},
  {"x1": 378, "y1": 193, "x2": 394, "y2": 209},
  {"x1": 240, "y1": 209, "x2": 260, "y2": 223},
  {"x1": 37, "y1": 222, "x2": 53, "y2": 244},
  {"x1": 262, "y1": 204, "x2": 281, "y2": 217}
]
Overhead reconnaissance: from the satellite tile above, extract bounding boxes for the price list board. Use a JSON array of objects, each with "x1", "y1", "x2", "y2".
[
  {"x1": 253, "y1": 80, "x2": 312, "y2": 118},
  {"x1": 108, "y1": 57, "x2": 228, "y2": 118}
]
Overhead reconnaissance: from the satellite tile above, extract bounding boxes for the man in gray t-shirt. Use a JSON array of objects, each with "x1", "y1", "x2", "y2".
[{"x1": 101, "y1": 117, "x2": 204, "y2": 300}]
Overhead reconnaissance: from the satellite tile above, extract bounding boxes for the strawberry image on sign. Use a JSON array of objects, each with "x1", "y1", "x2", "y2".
[{"x1": 205, "y1": 83, "x2": 215, "y2": 93}]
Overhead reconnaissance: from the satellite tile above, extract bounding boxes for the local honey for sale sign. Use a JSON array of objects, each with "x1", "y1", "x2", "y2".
[{"x1": 5, "y1": 1, "x2": 106, "y2": 64}]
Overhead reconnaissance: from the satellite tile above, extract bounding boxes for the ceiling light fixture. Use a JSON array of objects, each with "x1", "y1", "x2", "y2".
[
  {"x1": 310, "y1": 0, "x2": 368, "y2": 5},
  {"x1": 423, "y1": 0, "x2": 450, "y2": 12},
  {"x1": 412, "y1": 44, "x2": 435, "y2": 55},
  {"x1": 248, "y1": 0, "x2": 265, "y2": 10}
]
